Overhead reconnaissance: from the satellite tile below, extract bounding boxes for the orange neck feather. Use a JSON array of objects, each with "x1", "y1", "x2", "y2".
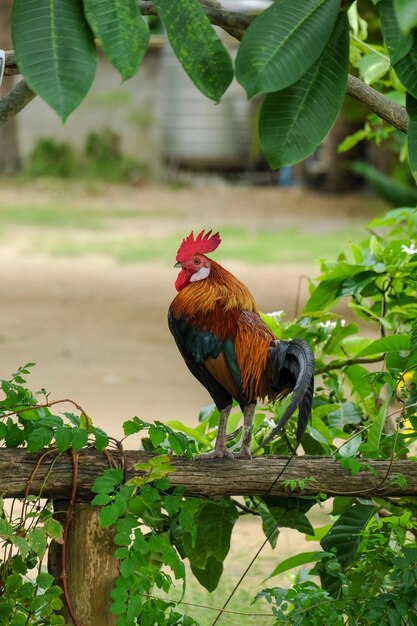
[{"x1": 170, "y1": 260, "x2": 258, "y2": 321}]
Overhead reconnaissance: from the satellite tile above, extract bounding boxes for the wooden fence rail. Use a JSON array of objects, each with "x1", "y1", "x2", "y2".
[
  {"x1": 2, "y1": 448, "x2": 416, "y2": 625},
  {"x1": 1, "y1": 448, "x2": 416, "y2": 499}
]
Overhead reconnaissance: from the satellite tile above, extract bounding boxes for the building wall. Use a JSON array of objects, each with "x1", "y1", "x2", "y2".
[{"x1": 17, "y1": 46, "x2": 164, "y2": 172}]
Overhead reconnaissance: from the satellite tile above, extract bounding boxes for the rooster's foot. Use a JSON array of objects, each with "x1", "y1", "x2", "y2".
[
  {"x1": 194, "y1": 447, "x2": 235, "y2": 460},
  {"x1": 234, "y1": 447, "x2": 252, "y2": 459}
]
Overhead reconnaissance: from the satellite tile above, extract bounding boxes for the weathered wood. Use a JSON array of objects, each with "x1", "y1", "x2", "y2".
[
  {"x1": 48, "y1": 502, "x2": 118, "y2": 626},
  {"x1": 0, "y1": 448, "x2": 416, "y2": 498}
]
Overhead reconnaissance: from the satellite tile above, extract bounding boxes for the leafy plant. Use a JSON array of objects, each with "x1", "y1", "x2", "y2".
[
  {"x1": 0, "y1": 364, "x2": 107, "y2": 625},
  {"x1": 248, "y1": 207, "x2": 417, "y2": 624},
  {"x1": 24, "y1": 130, "x2": 148, "y2": 182},
  {"x1": 0, "y1": 206, "x2": 416, "y2": 624},
  {"x1": 7, "y1": 0, "x2": 417, "y2": 175},
  {"x1": 25, "y1": 139, "x2": 77, "y2": 178}
]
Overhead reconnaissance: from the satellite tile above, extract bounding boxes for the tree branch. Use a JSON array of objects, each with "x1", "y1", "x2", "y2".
[
  {"x1": 346, "y1": 74, "x2": 408, "y2": 134},
  {"x1": 2, "y1": 448, "x2": 416, "y2": 500},
  {"x1": 3, "y1": 5, "x2": 410, "y2": 134},
  {"x1": 0, "y1": 79, "x2": 35, "y2": 125},
  {"x1": 4, "y1": 50, "x2": 18, "y2": 76},
  {"x1": 316, "y1": 355, "x2": 385, "y2": 375}
]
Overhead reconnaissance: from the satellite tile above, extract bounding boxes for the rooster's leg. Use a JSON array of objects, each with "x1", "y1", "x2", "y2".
[
  {"x1": 194, "y1": 404, "x2": 234, "y2": 459},
  {"x1": 235, "y1": 403, "x2": 256, "y2": 459}
]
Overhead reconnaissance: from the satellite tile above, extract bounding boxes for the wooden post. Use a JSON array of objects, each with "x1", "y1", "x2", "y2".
[{"x1": 48, "y1": 502, "x2": 119, "y2": 626}]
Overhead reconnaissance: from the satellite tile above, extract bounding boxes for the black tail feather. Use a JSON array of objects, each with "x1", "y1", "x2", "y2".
[{"x1": 257, "y1": 338, "x2": 314, "y2": 451}]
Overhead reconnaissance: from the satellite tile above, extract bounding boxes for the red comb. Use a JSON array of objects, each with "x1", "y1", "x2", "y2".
[{"x1": 176, "y1": 230, "x2": 221, "y2": 262}]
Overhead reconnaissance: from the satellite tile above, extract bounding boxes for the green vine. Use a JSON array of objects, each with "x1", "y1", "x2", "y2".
[{"x1": 0, "y1": 207, "x2": 416, "y2": 624}]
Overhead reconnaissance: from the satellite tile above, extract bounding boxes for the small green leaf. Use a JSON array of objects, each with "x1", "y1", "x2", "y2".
[
  {"x1": 149, "y1": 427, "x2": 166, "y2": 448},
  {"x1": 357, "y1": 53, "x2": 390, "y2": 84},
  {"x1": 11, "y1": 536, "x2": 30, "y2": 560},
  {"x1": 92, "y1": 468, "x2": 124, "y2": 494},
  {"x1": 28, "y1": 528, "x2": 47, "y2": 557},
  {"x1": 84, "y1": 0, "x2": 149, "y2": 81},
  {"x1": 338, "y1": 128, "x2": 369, "y2": 153},
  {"x1": 27, "y1": 426, "x2": 54, "y2": 452},
  {"x1": 338, "y1": 434, "x2": 362, "y2": 458},
  {"x1": 44, "y1": 518, "x2": 63, "y2": 541},
  {"x1": 55, "y1": 427, "x2": 71, "y2": 452},
  {"x1": 362, "y1": 399, "x2": 389, "y2": 453},
  {"x1": 152, "y1": 0, "x2": 233, "y2": 102},
  {"x1": 70, "y1": 427, "x2": 88, "y2": 451},
  {"x1": 166, "y1": 420, "x2": 211, "y2": 446},
  {"x1": 257, "y1": 502, "x2": 281, "y2": 548},
  {"x1": 94, "y1": 428, "x2": 109, "y2": 451},
  {"x1": 100, "y1": 503, "x2": 123, "y2": 527},
  {"x1": 123, "y1": 417, "x2": 148, "y2": 436},
  {"x1": 37, "y1": 572, "x2": 54, "y2": 589},
  {"x1": 92, "y1": 492, "x2": 111, "y2": 506}
]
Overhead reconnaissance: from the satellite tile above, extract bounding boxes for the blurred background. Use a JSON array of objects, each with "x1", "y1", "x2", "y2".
[
  {"x1": 0, "y1": 0, "x2": 396, "y2": 440},
  {"x1": 1, "y1": 2, "x2": 412, "y2": 621}
]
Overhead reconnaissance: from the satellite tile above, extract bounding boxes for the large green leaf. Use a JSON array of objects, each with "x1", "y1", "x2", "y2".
[
  {"x1": 259, "y1": 12, "x2": 348, "y2": 169},
  {"x1": 190, "y1": 555, "x2": 223, "y2": 593},
  {"x1": 320, "y1": 502, "x2": 376, "y2": 597},
  {"x1": 380, "y1": 0, "x2": 417, "y2": 98},
  {"x1": 12, "y1": 0, "x2": 97, "y2": 121},
  {"x1": 152, "y1": 0, "x2": 233, "y2": 102},
  {"x1": 356, "y1": 334, "x2": 410, "y2": 357},
  {"x1": 304, "y1": 279, "x2": 343, "y2": 314},
  {"x1": 407, "y1": 93, "x2": 417, "y2": 183},
  {"x1": 183, "y1": 498, "x2": 238, "y2": 591},
  {"x1": 84, "y1": 0, "x2": 149, "y2": 81},
  {"x1": 321, "y1": 503, "x2": 376, "y2": 567},
  {"x1": 362, "y1": 399, "x2": 389, "y2": 454},
  {"x1": 236, "y1": 0, "x2": 341, "y2": 98},
  {"x1": 328, "y1": 402, "x2": 362, "y2": 430},
  {"x1": 380, "y1": 0, "x2": 413, "y2": 64},
  {"x1": 267, "y1": 550, "x2": 332, "y2": 580},
  {"x1": 351, "y1": 161, "x2": 417, "y2": 206},
  {"x1": 257, "y1": 502, "x2": 314, "y2": 549},
  {"x1": 394, "y1": 0, "x2": 417, "y2": 32}
]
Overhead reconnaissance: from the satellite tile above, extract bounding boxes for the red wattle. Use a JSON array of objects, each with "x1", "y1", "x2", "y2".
[{"x1": 175, "y1": 268, "x2": 192, "y2": 292}]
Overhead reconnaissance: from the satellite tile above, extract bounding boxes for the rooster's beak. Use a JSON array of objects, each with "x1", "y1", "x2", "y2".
[{"x1": 174, "y1": 262, "x2": 182, "y2": 268}]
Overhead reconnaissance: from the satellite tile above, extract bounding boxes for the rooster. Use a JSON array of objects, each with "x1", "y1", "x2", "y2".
[{"x1": 168, "y1": 230, "x2": 314, "y2": 458}]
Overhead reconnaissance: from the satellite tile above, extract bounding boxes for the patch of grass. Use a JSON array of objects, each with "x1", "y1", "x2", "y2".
[
  {"x1": 218, "y1": 226, "x2": 365, "y2": 265},
  {"x1": 22, "y1": 132, "x2": 149, "y2": 183},
  {"x1": 0, "y1": 205, "x2": 105, "y2": 230},
  {"x1": 31, "y1": 225, "x2": 366, "y2": 266},
  {"x1": 0, "y1": 203, "x2": 178, "y2": 230},
  {"x1": 178, "y1": 570, "x2": 273, "y2": 626},
  {"x1": 32, "y1": 236, "x2": 174, "y2": 262}
]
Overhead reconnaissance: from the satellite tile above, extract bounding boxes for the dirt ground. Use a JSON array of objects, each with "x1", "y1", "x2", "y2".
[
  {"x1": 0, "y1": 181, "x2": 372, "y2": 440},
  {"x1": 0, "y1": 180, "x2": 375, "y2": 618}
]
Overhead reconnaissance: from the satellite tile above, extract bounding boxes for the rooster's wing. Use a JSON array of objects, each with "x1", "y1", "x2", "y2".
[{"x1": 168, "y1": 312, "x2": 244, "y2": 410}]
